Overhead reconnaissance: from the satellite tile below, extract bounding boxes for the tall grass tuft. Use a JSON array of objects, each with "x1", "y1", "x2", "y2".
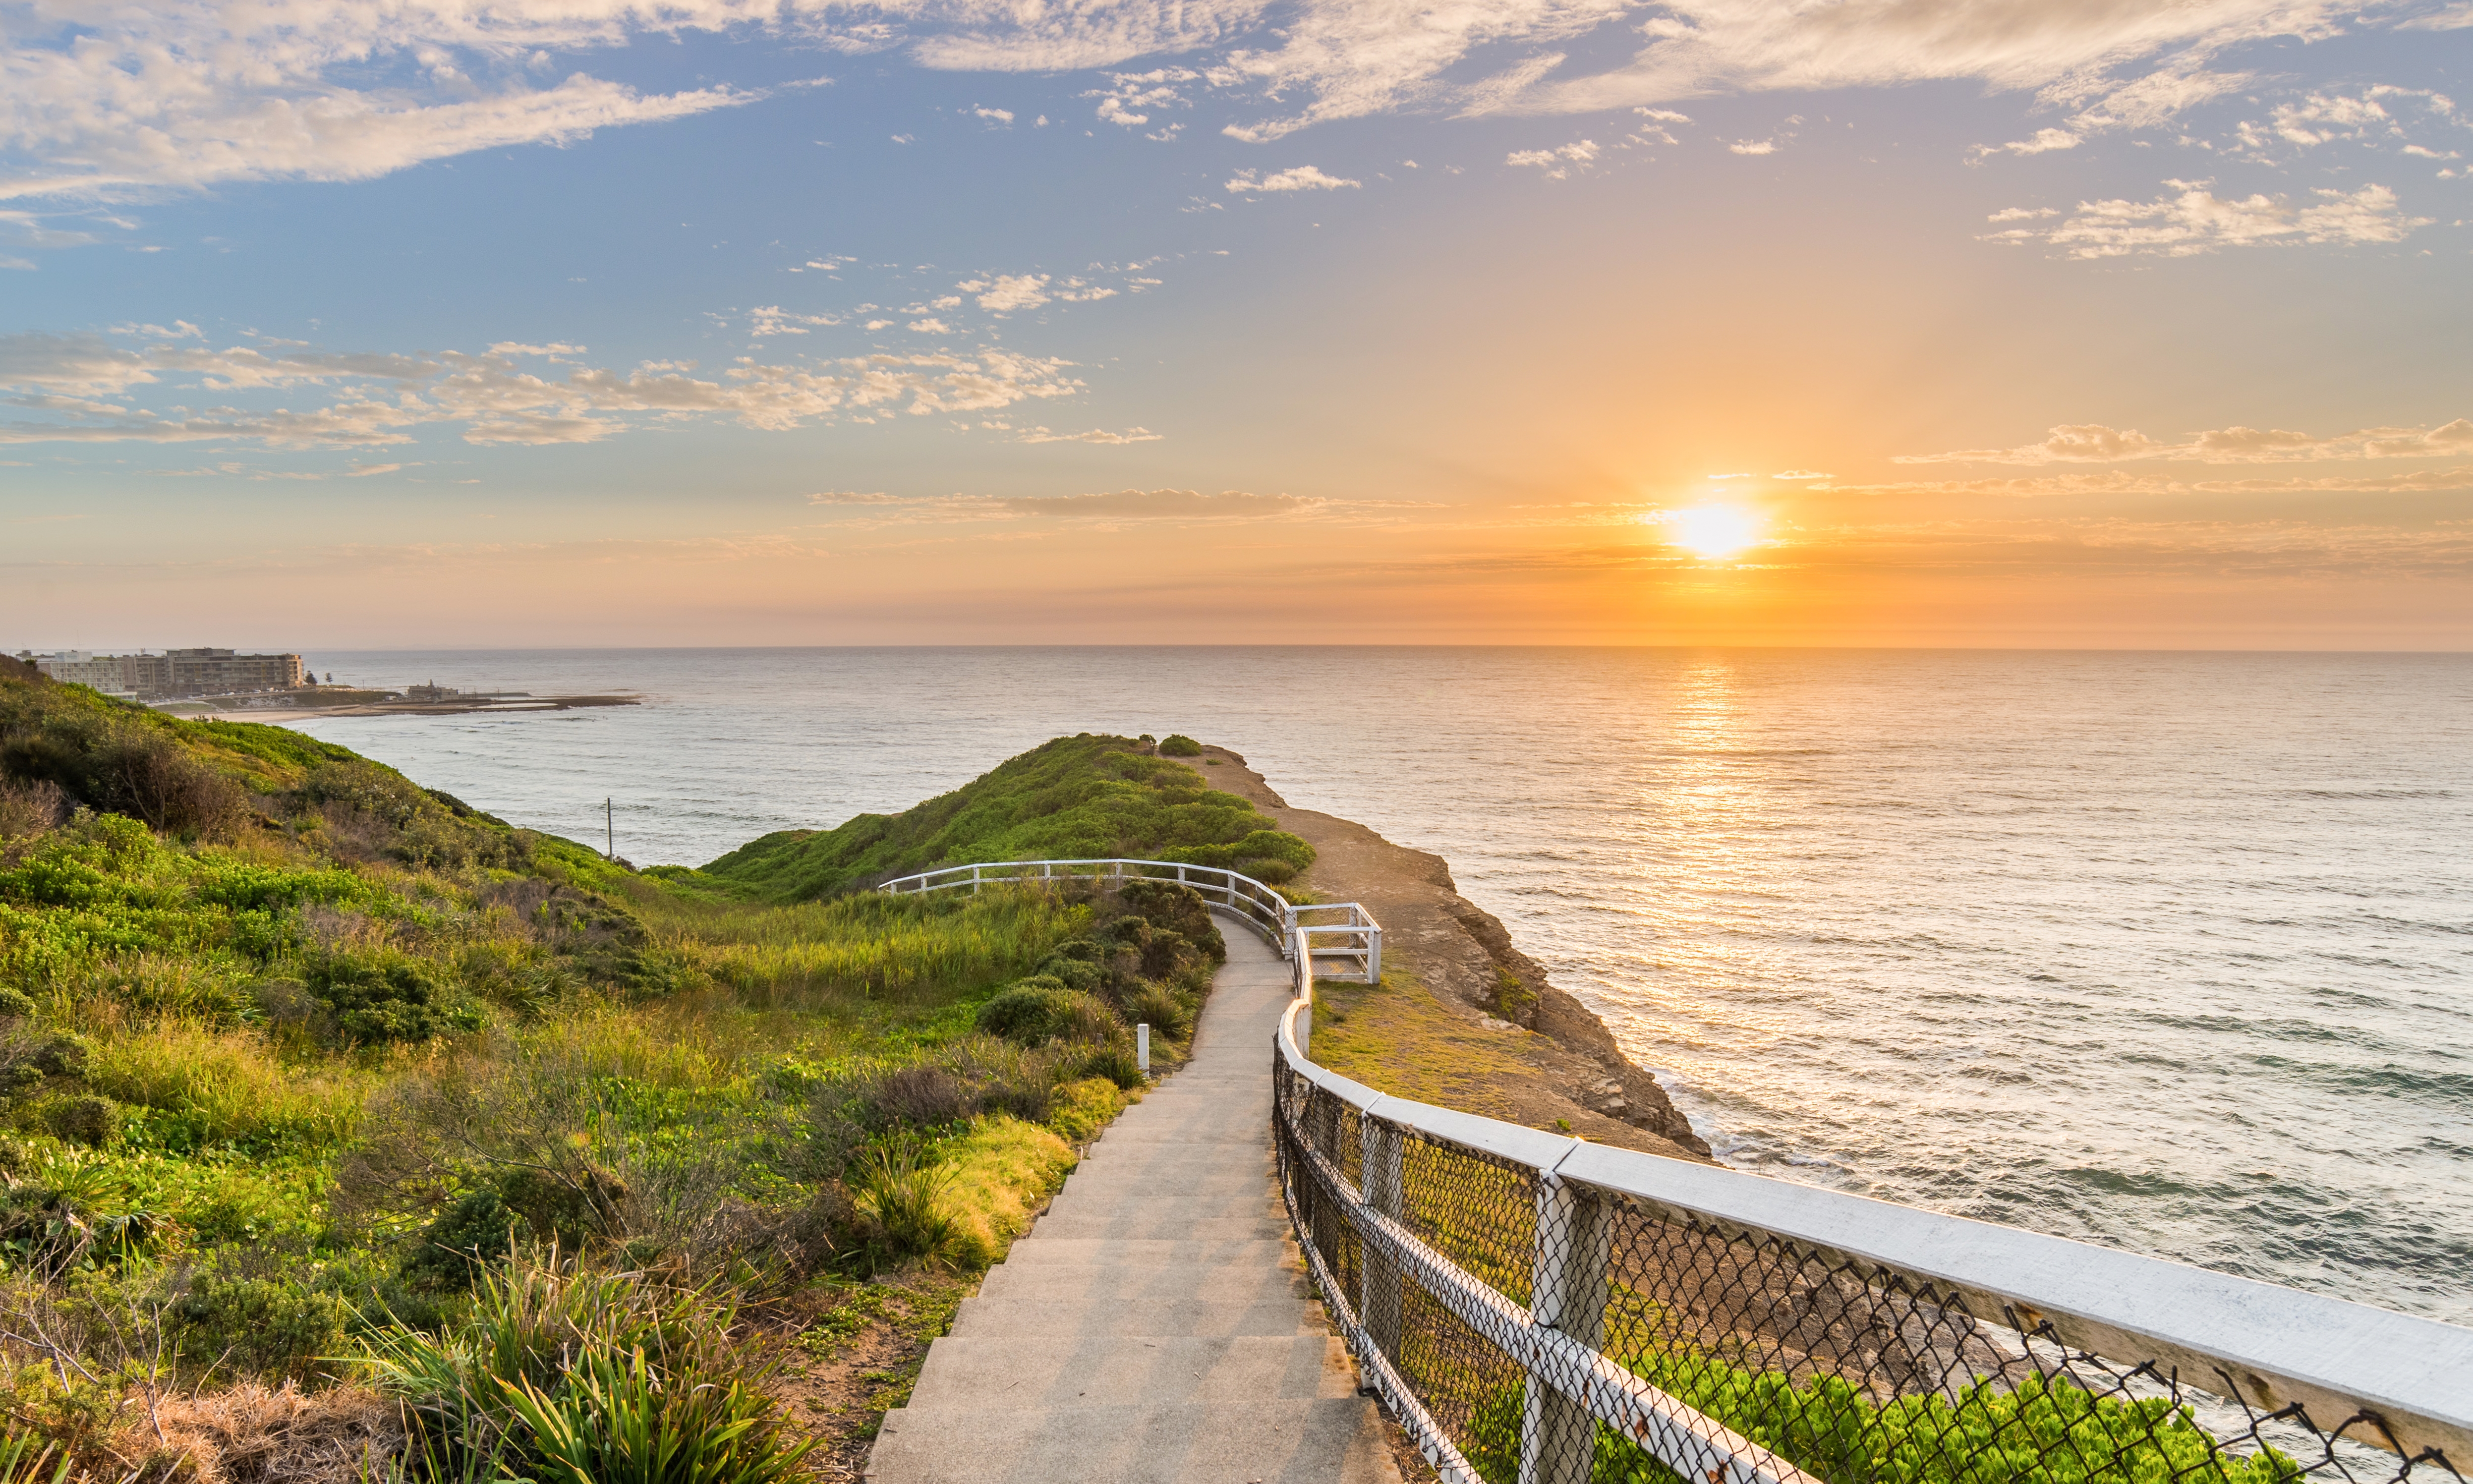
[{"x1": 853, "y1": 1136, "x2": 962, "y2": 1265}]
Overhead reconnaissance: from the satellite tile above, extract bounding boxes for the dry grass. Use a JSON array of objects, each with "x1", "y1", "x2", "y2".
[{"x1": 122, "y1": 1382, "x2": 402, "y2": 1484}]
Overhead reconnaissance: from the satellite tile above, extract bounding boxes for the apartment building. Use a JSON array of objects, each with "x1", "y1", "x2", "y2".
[{"x1": 13, "y1": 647, "x2": 306, "y2": 698}]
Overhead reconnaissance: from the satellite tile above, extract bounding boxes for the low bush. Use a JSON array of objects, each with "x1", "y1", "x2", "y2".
[
  {"x1": 1121, "y1": 983, "x2": 1194, "y2": 1041},
  {"x1": 1237, "y1": 856, "x2": 1295, "y2": 884},
  {"x1": 1157, "y1": 735, "x2": 1203, "y2": 757},
  {"x1": 305, "y1": 952, "x2": 480, "y2": 1046},
  {"x1": 973, "y1": 979, "x2": 1117, "y2": 1047},
  {"x1": 169, "y1": 1270, "x2": 352, "y2": 1385}
]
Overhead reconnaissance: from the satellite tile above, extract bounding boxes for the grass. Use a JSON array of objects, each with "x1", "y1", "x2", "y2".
[
  {"x1": 695, "y1": 733, "x2": 1315, "y2": 902},
  {"x1": 1310, "y1": 964, "x2": 1548, "y2": 1117},
  {"x1": 0, "y1": 672, "x2": 1220, "y2": 1480}
]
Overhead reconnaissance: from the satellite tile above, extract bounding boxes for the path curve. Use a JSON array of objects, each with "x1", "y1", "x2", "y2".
[{"x1": 865, "y1": 918, "x2": 1401, "y2": 1484}]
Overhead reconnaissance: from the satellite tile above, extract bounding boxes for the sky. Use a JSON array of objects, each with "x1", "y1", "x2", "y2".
[{"x1": 2, "y1": 0, "x2": 2470, "y2": 649}]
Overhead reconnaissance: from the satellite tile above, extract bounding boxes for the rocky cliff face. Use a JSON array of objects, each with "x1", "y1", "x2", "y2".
[{"x1": 1191, "y1": 748, "x2": 1713, "y2": 1163}]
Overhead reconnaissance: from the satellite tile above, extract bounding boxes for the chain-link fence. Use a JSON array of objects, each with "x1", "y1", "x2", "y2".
[{"x1": 1273, "y1": 996, "x2": 2472, "y2": 1484}]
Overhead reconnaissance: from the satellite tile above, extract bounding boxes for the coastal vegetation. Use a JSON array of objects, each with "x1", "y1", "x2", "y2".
[
  {"x1": 0, "y1": 677, "x2": 1266, "y2": 1480},
  {"x1": 697, "y1": 732, "x2": 1315, "y2": 901}
]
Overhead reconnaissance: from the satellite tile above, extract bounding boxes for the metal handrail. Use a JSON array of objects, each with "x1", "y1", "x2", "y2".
[
  {"x1": 1275, "y1": 938, "x2": 2473, "y2": 1483},
  {"x1": 878, "y1": 857, "x2": 1381, "y2": 982}
]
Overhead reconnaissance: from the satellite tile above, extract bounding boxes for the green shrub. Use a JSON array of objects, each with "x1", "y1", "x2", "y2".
[
  {"x1": 169, "y1": 1271, "x2": 351, "y2": 1384},
  {"x1": 305, "y1": 952, "x2": 480, "y2": 1046},
  {"x1": 1236, "y1": 856, "x2": 1295, "y2": 884},
  {"x1": 1162, "y1": 827, "x2": 1314, "y2": 873},
  {"x1": 973, "y1": 979, "x2": 1118, "y2": 1047},
  {"x1": 1121, "y1": 984, "x2": 1194, "y2": 1041},
  {"x1": 1066, "y1": 1041, "x2": 1146, "y2": 1090},
  {"x1": 1114, "y1": 880, "x2": 1224, "y2": 964},
  {"x1": 1157, "y1": 735, "x2": 1203, "y2": 757}
]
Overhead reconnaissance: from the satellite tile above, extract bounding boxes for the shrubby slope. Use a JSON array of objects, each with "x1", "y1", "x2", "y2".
[{"x1": 0, "y1": 671, "x2": 1238, "y2": 1482}]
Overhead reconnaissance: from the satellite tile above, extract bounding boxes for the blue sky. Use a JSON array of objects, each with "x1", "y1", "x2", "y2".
[{"x1": 4, "y1": 0, "x2": 2470, "y2": 647}]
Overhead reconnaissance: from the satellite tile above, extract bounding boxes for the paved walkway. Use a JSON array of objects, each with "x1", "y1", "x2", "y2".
[{"x1": 865, "y1": 918, "x2": 1400, "y2": 1484}]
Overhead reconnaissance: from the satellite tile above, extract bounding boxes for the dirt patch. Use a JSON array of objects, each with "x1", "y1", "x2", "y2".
[
  {"x1": 760, "y1": 1271, "x2": 976, "y2": 1481},
  {"x1": 1189, "y1": 748, "x2": 1712, "y2": 1163}
]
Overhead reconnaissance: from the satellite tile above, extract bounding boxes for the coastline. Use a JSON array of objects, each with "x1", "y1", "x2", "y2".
[{"x1": 1188, "y1": 745, "x2": 1714, "y2": 1163}]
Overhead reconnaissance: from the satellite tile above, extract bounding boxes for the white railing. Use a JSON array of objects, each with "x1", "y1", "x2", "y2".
[
  {"x1": 1275, "y1": 936, "x2": 2472, "y2": 1484},
  {"x1": 878, "y1": 857, "x2": 1381, "y2": 983}
]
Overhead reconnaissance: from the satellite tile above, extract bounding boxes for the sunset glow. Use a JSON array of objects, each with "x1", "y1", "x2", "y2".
[
  {"x1": 1661, "y1": 506, "x2": 1764, "y2": 562},
  {"x1": 0, "y1": 0, "x2": 2466, "y2": 648}
]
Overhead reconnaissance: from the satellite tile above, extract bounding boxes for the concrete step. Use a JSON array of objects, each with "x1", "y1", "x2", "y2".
[
  {"x1": 1029, "y1": 1211, "x2": 1286, "y2": 1241},
  {"x1": 977, "y1": 1261, "x2": 1306, "y2": 1306},
  {"x1": 901, "y1": 1334, "x2": 1358, "y2": 1413},
  {"x1": 1050, "y1": 1167, "x2": 1272, "y2": 1198},
  {"x1": 999, "y1": 1238, "x2": 1295, "y2": 1268},
  {"x1": 867, "y1": 1397, "x2": 1394, "y2": 1484},
  {"x1": 948, "y1": 1294, "x2": 1324, "y2": 1340}
]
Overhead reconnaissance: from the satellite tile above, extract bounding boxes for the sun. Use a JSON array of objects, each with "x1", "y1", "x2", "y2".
[{"x1": 1658, "y1": 504, "x2": 1764, "y2": 561}]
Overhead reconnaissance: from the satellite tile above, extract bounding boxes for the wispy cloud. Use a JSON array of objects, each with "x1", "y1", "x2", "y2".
[
  {"x1": 1224, "y1": 165, "x2": 1360, "y2": 194},
  {"x1": 0, "y1": 331, "x2": 1085, "y2": 448},
  {"x1": 1983, "y1": 182, "x2": 2430, "y2": 258},
  {"x1": 1898, "y1": 419, "x2": 2473, "y2": 466},
  {"x1": 1020, "y1": 426, "x2": 1162, "y2": 443}
]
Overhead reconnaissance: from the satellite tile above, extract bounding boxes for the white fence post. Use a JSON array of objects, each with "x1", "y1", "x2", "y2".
[
  {"x1": 1366, "y1": 922, "x2": 1381, "y2": 984},
  {"x1": 1137, "y1": 1022, "x2": 1150, "y2": 1077},
  {"x1": 1361, "y1": 1118, "x2": 1404, "y2": 1359},
  {"x1": 971, "y1": 864, "x2": 981, "y2": 895},
  {"x1": 1521, "y1": 1172, "x2": 1612, "y2": 1484}
]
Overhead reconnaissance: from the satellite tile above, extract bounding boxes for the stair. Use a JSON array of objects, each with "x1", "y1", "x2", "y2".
[{"x1": 864, "y1": 921, "x2": 1400, "y2": 1484}]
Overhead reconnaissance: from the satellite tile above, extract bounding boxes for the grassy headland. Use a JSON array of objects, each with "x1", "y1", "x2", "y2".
[
  {"x1": 0, "y1": 675, "x2": 1301, "y2": 1482},
  {"x1": 697, "y1": 732, "x2": 1315, "y2": 901}
]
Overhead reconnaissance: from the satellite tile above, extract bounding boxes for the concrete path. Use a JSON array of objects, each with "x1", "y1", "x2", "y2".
[{"x1": 865, "y1": 918, "x2": 1401, "y2": 1484}]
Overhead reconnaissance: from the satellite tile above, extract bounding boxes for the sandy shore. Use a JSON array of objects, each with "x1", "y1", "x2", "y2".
[{"x1": 1188, "y1": 747, "x2": 1713, "y2": 1164}]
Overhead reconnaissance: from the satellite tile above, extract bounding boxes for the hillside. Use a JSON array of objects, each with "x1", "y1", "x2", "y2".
[
  {"x1": 0, "y1": 671, "x2": 1241, "y2": 1482},
  {"x1": 698, "y1": 732, "x2": 1316, "y2": 900}
]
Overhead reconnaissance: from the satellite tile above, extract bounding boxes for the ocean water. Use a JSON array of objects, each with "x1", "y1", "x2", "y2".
[{"x1": 283, "y1": 647, "x2": 2473, "y2": 1324}]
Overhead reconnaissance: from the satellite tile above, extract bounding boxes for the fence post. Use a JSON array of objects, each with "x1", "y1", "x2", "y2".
[
  {"x1": 1360, "y1": 1118, "x2": 1404, "y2": 1362},
  {"x1": 1137, "y1": 1023, "x2": 1150, "y2": 1078},
  {"x1": 971, "y1": 865, "x2": 981, "y2": 896},
  {"x1": 1366, "y1": 922, "x2": 1382, "y2": 985},
  {"x1": 1522, "y1": 1172, "x2": 1611, "y2": 1484}
]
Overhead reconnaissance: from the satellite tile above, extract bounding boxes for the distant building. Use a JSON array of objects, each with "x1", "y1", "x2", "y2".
[{"x1": 12, "y1": 647, "x2": 305, "y2": 699}]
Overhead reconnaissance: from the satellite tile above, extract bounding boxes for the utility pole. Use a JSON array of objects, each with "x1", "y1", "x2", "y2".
[{"x1": 605, "y1": 798, "x2": 614, "y2": 860}]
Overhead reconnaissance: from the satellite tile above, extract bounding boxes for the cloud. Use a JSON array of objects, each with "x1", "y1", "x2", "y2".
[
  {"x1": 907, "y1": 318, "x2": 953, "y2": 334},
  {"x1": 1, "y1": 0, "x2": 2446, "y2": 204},
  {"x1": 1020, "y1": 426, "x2": 1163, "y2": 443},
  {"x1": 2, "y1": 50, "x2": 759, "y2": 199},
  {"x1": 1898, "y1": 418, "x2": 2473, "y2": 465},
  {"x1": 751, "y1": 307, "x2": 841, "y2": 337},
  {"x1": 1506, "y1": 140, "x2": 1598, "y2": 176},
  {"x1": 1983, "y1": 183, "x2": 2431, "y2": 258},
  {"x1": 958, "y1": 274, "x2": 1051, "y2": 311},
  {"x1": 0, "y1": 332, "x2": 1086, "y2": 448},
  {"x1": 1969, "y1": 127, "x2": 2079, "y2": 161},
  {"x1": 1224, "y1": 165, "x2": 1361, "y2": 193},
  {"x1": 1001, "y1": 488, "x2": 1315, "y2": 518},
  {"x1": 1771, "y1": 469, "x2": 1832, "y2": 480},
  {"x1": 1727, "y1": 139, "x2": 1777, "y2": 155}
]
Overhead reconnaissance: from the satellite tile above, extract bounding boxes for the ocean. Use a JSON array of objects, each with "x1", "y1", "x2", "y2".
[{"x1": 281, "y1": 647, "x2": 2473, "y2": 1324}]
